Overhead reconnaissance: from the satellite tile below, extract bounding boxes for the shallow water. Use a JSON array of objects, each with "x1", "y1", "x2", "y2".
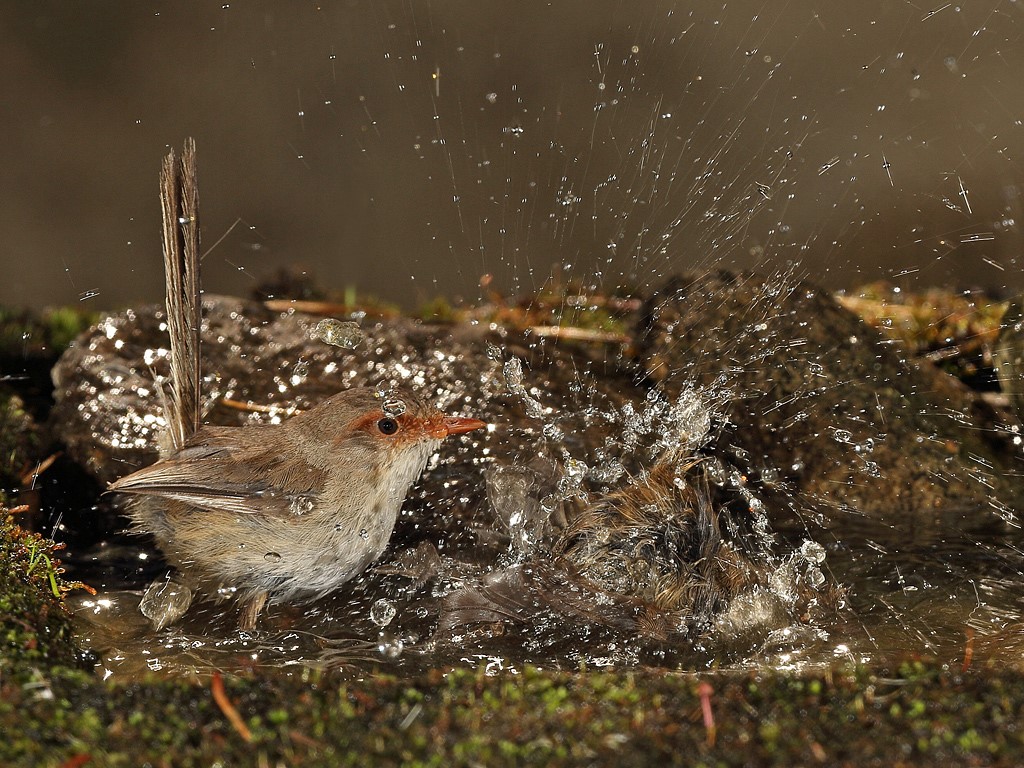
[
  {"x1": 61, "y1": 488, "x2": 1024, "y2": 681},
  {"x1": 40, "y1": 275, "x2": 1023, "y2": 682}
]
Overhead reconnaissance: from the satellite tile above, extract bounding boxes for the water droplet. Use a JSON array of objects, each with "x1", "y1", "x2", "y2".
[
  {"x1": 523, "y1": 397, "x2": 545, "y2": 420},
  {"x1": 540, "y1": 495, "x2": 559, "y2": 514},
  {"x1": 487, "y1": 466, "x2": 548, "y2": 559},
  {"x1": 382, "y1": 397, "x2": 407, "y2": 416},
  {"x1": 799, "y1": 540, "x2": 826, "y2": 564},
  {"x1": 502, "y1": 357, "x2": 544, "y2": 418},
  {"x1": 377, "y1": 633, "x2": 404, "y2": 658},
  {"x1": 558, "y1": 455, "x2": 589, "y2": 501},
  {"x1": 139, "y1": 576, "x2": 193, "y2": 630},
  {"x1": 806, "y1": 567, "x2": 825, "y2": 588},
  {"x1": 310, "y1": 318, "x2": 365, "y2": 348},
  {"x1": 503, "y1": 357, "x2": 524, "y2": 388},
  {"x1": 359, "y1": 529, "x2": 369, "y2": 540},
  {"x1": 666, "y1": 386, "x2": 712, "y2": 451},
  {"x1": 590, "y1": 459, "x2": 625, "y2": 484},
  {"x1": 860, "y1": 460, "x2": 881, "y2": 478},
  {"x1": 291, "y1": 360, "x2": 309, "y2": 384},
  {"x1": 557, "y1": 190, "x2": 581, "y2": 207},
  {"x1": 370, "y1": 599, "x2": 397, "y2": 627},
  {"x1": 264, "y1": 551, "x2": 282, "y2": 563},
  {"x1": 704, "y1": 460, "x2": 729, "y2": 483},
  {"x1": 542, "y1": 422, "x2": 564, "y2": 441},
  {"x1": 290, "y1": 496, "x2": 315, "y2": 515}
]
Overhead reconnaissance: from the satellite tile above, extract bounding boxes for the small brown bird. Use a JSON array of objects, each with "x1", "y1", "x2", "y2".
[
  {"x1": 553, "y1": 460, "x2": 758, "y2": 629},
  {"x1": 437, "y1": 460, "x2": 773, "y2": 644},
  {"x1": 110, "y1": 386, "x2": 485, "y2": 628}
]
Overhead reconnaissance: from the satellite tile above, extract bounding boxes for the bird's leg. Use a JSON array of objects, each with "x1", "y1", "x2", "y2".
[{"x1": 237, "y1": 590, "x2": 268, "y2": 630}]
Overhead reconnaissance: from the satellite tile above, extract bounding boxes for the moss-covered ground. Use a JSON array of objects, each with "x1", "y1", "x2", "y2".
[{"x1": 2, "y1": 651, "x2": 1022, "y2": 767}]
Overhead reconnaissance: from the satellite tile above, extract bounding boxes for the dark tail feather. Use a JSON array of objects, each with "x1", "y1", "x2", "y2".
[{"x1": 159, "y1": 139, "x2": 202, "y2": 452}]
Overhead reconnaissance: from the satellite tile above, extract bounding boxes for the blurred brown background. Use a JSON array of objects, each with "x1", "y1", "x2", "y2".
[{"x1": 2, "y1": 1, "x2": 1022, "y2": 310}]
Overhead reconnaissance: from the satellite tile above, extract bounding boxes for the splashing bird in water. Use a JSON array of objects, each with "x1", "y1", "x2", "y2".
[{"x1": 110, "y1": 386, "x2": 485, "y2": 629}]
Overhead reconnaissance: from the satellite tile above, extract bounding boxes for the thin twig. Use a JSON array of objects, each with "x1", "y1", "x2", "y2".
[
  {"x1": 262, "y1": 299, "x2": 398, "y2": 318},
  {"x1": 528, "y1": 325, "x2": 630, "y2": 344},
  {"x1": 288, "y1": 729, "x2": 327, "y2": 750},
  {"x1": 697, "y1": 681, "x2": 716, "y2": 747},
  {"x1": 211, "y1": 671, "x2": 253, "y2": 742},
  {"x1": 962, "y1": 627, "x2": 975, "y2": 673},
  {"x1": 219, "y1": 398, "x2": 301, "y2": 416},
  {"x1": 58, "y1": 754, "x2": 92, "y2": 768},
  {"x1": 20, "y1": 452, "x2": 61, "y2": 487}
]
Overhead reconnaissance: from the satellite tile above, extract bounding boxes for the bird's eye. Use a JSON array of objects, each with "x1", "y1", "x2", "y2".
[{"x1": 377, "y1": 417, "x2": 400, "y2": 435}]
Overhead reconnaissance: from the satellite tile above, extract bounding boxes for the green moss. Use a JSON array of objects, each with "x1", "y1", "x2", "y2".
[
  {"x1": 45, "y1": 307, "x2": 95, "y2": 351},
  {"x1": 0, "y1": 305, "x2": 96, "y2": 359},
  {"x1": 839, "y1": 283, "x2": 1006, "y2": 382},
  {"x1": 0, "y1": 511, "x2": 86, "y2": 679},
  {"x1": 2, "y1": 637, "x2": 1024, "y2": 766},
  {"x1": 418, "y1": 296, "x2": 465, "y2": 323},
  {"x1": 550, "y1": 303, "x2": 628, "y2": 335},
  {"x1": 0, "y1": 391, "x2": 38, "y2": 494}
]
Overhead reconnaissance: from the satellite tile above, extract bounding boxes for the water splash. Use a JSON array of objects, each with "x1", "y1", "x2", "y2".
[
  {"x1": 139, "y1": 576, "x2": 194, "y2": 631},
  {"x1": 310, "y1": 318, "x2": 365, "y2": 349}
]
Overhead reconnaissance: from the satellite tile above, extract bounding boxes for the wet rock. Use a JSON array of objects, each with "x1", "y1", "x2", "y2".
[
  {"x1": 51, "y1": 281, "x2": 1015, "y2": 521},
  {"x1": 50, "y1": 295, "x2": 641, "y2": 561},
  {"x1": 635, "y1": 271, "x2": 1024, "y2": 526}
]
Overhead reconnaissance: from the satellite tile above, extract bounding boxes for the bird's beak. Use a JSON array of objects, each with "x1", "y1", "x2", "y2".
[{"x1": 440, "y1": 415, "x2": 487, "y2": 437}]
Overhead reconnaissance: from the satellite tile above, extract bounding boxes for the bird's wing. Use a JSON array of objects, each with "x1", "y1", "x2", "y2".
[{"x1": 109, "y1": 426, "x2": 327, "y2": 517}]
